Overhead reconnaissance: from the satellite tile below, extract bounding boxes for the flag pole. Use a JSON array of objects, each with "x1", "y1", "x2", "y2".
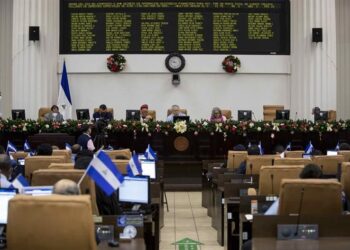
[{"x1": 77, "y1": 164, "x2": 91, "y2": 187}]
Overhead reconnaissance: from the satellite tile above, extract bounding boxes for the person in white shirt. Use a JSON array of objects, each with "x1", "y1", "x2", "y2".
[
  {"x1": 0, "y1": 155, "x2": 12, "y2": 188},
  {"x1": 166, "y1": 104, "x2": 186, "y2": 122}
]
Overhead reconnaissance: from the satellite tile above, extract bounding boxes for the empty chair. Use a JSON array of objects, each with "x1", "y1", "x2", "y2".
[
  {"x1": 263, "y1": 105, "x2": 284, "y2": 122},
  {"x1": 112, "y1": 159, "x2": 129, "y2": 174},
  {"x1": 25, "y1": 155, "x2": 66, "y2": 180},
  {"x1": 258, "y1": 165, "x2": 304, "y2": 196},
  {"x1": 48, "y1": 163, "x2": 74, "y2": 169},
  {"x1": 338, "y1": 151, "x2": 350, "y2": 162},
  {"x1": 38, "y1": 107, "x2": 51, "y2": 121},
  {"x1": 31, "y1": 169, "x2": 99, "y2": 215},
  {"x1": 246, "y1": 155, "x2": 276, "y2": 175},
  {"x1": 274, "y1": 158, "x2": 312, "y2": 166},
  {"x1": 227, "y1": 150, "x2": 247, "y2": 169},
  {"x1": 278, "y1": 179, "x2": 342, "y2": 216},
  {"x1": 341, "y1": 162, "x2": 350, "y2": 200},
  {"x1": 221, "y1": 109, "x2": 232, "y2": 120},
  {"x1": 285, "y1": 151, "x2": 304, "y2": 158},
  {"x1": 312, "y1": 155, "x2": 345, "y2": 175},
  {"x1": 52, "y1": 149, "x2": 72, "y2": 163},
  {"x1": 148, "y1": 110, "x2": 156, "y2": 120},
  {"x1": 7, "y1": 195, "x2": 96, "y2": 250},
  {"x1": 104, "y1": 148, "x2": 132, "y2": 160}
]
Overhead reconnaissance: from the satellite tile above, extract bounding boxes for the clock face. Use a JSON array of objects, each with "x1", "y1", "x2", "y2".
[
  {"x1": 123, "y1": 225, "x2": 137, "y2": 239},
  {"x1": 169, "y1": 56, "x2": 182, "y2": 69},
  {"x1": 165, "y1": 53, "x2": 185, "y2": 73}
]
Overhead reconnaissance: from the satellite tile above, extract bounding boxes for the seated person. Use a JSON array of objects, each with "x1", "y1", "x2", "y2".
[
  {"x1": 166, "y1": 104, "x2": 186, "y2": 122},
  {"x1": 93, "y1": 104, "x2": 113, "y2": 122},
  {"x1": 236, "y1": 144, "x2": 260, "y2": 174},
  {"x1": 77, "y1": 125, "x2": 95, "y2": 152},
  {"x1": 210, "y1": 107, "x2": 227, "y2": 123},
  {"x1": 339, "y1": 143, "x2": 350, "y2": 151},
  {"x1": 71, "y1": 144, "x2": 82, "y2": 163},
  {"x1": 53, "y1": 179, "x2": 80, "y2": 195},
  {"x1": 233, "y1": 144, "x2": 246, "y2": 151},
  {"x1": 0, "y1": 154, "x2": 12, "y2": 188},
  {"x1": 36, "y1": 143, "x2": 53, "y2": 156},
  {"x1": 44, "y1": 105, "x2": 64, "y2": 122},
  {"x1": 140, "y1": 104, "x2": 153, "y2": 122}
]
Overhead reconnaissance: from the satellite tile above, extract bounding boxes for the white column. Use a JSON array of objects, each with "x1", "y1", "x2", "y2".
[
  {"x1": 290, "y1": 0, "x2": 337, "y2": 120},
  {"x1": 12, "y1": 0, "x2": 59, "y2": 119}
]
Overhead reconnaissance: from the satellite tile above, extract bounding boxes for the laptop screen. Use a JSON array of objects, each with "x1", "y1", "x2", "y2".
[
  {"x1": 0, "y1": 188, "x2": 17, "y2": 224},
  {"x1": 22, "y1": 186, "x2": 53, "y2": 196},
  {"x1": 141, "y1": 160, "x2": 156, "y2": 180}
]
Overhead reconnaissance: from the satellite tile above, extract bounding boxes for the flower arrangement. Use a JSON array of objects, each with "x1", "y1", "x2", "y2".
[
  {"x1": 174, "y1": 120, "x2": 187, "y2": 134},
  {"x1": 107, "y1": 54, "x2": 126, "y2": 72},
  {"x1": 222, "y1": 55, "x2": 241, "y2": 73}
]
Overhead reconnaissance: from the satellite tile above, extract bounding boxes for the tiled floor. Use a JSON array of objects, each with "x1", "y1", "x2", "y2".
[{"x1": 160, "y1": 192, "x2": 224, "y2": 250}]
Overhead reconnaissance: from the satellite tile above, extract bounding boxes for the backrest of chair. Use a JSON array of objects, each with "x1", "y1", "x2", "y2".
[
  {"x1": 104, "y1": 149, "x2": 132, "y2": 160},
  {"x1": 38, "y1": 107, "x2": 51, "y2": 121},
  {"x1": 278, "y1": 179, "x2": 342, "y2": 216},
  {"x1": 7, "y1": 195, "x2": 96, "y2": 250},
  {"x1": 263, "y1": 105, "x2": 284, "y2": 121},
  {"x1": 9, "y1": 151, "x2": 29, "y2": 161},
  {"x1": 274, "y1": 158, "x2": 312, "y2": 166},
  {"x1": 312, "y1": 155, "x2": 345, "y2": 175},
  {"x1": 338, "y1": 151, "x2": 350, "y2": 162},
  {"x1": 112, "y1": 159, "x2": 129, "y2": 174},
  {"x1": 167, "y1": 109, "x2": 187, "y2": 116},
  {"x1": 227, "y1": 150, "x2": 248, "y2": 169},
  {"x1": 148, "y1": 110, "x2": 156, "y2": 120},
  {"x1": 52, "y1": 149, "x2": 72, "y2": 163},
  {"x1": 328, "y1": 110, "x2": 336, "y2": 121},
  {"x1": 341, "y1": 162, "x2": 350, "y2": 199},
  {"x1": 285, "y1": 151, "x2": 304, "y2": 158},
  {"x1": 221, "y1": 109, "x2": 232, "y2": 120},
  {"x1": 93, "y1": 108, "x2": 114, "y2": 118},
  {"x1": 31, "y1": 169, "x2": 99, "y2": 215},
  {"x1": 48, "y1": 163, "x2": 74, "y2": 169},
  {"x1": 258, "y1": 165, "x2": 304, "y2": 196},
  {"x1": 246, "y1": 155, "x2": 276, "y2": 175},
  {"x1": 25, "y1": 155, "x2": 66, "y2": 180}
]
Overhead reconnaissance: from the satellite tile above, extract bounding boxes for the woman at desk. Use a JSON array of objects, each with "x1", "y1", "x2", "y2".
[
  {"x1": 210, "y1": 107, "x2": 227, "y2": 123},
  {"x1": 44, "y1": 105, "x2": 64, "y2": 122}
]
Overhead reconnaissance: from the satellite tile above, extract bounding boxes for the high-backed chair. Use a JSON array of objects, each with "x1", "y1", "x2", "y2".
[
  {"x1": 48, "y1": 163, "x2": 74, "y2": 169},
  {"x1": 227, "y1": 150, "x2": 247, "y2": 169},
  {"x1": 258, "y1": 165, "x2": 304, "y2": 196},
  {"x1": 9, "y1": 151, "x2": 29, "y2": 161},
  {"x1": 104, "y1": 149, "x2": 132, "y2": 160},
  {"x1": 312, "y1": 155, "x2": 345, "y2": 175},
  {"x1": 338, "y1": 150, "x2": 350, "y2": 162},
  {"x1": 221, "y1": 109, "x2": 232, "y2": 120},
  {"x1": 263, "y1": 105, "x2": 284, "y2": 121},
  {"x1": 93, "y1": 108, "x2": 114, "y2": 119},
  {"x1": 52, "y1": 149, "x2": 72, "y2": 163},
  {"x1": 25, "y1": 155, "x2": 66, "y2": 181},
  {"x1": 38, "y1": 107, "x2": 51, "y2": 121},
  {"x1": 112, "y1": 159, "x2": 129, "y2": 174},
  {"x1": 278, "y1": 179, "x2": 342, "y2": 216},
  {"x1": 7, "y1": 195, "x2": 96, "y2": 250},
  {"x1": 148, "y1": 110, "x2": 156, "y2": 120},
  {"x1": 328, "y1": 110, "x2": 336, "y2": 122},
  {"x1": 167, "y1": 109, "x2": 187, "y2": 116},
  {"x1": 341, "y1": 162, "x2": 350, "y2": 200},
  {"x1": 31, "y1": 169, "x2": 99, "y2": 215},
  {"x1": 246, "y1": 155, "x2": 276, "y2": 175},
  {"x1": 285, "y1": 151, "x2": 304, "y2": 158},
  {"x1": 274, "y1": 158, "x2": 312, "y2": 166}
]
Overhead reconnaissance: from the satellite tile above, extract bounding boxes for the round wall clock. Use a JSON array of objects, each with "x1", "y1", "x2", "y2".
[
  {"x1": 123, "y1": 225, "x2": 137, "y2": 239},
  {"x1": 165, "y1": 53, "x2": 186, "y2": 73}
]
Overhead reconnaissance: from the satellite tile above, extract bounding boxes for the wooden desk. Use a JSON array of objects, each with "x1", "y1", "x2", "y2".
[
  {"x1": 98, "y1": 239, "x2": 145, "y2": 250},
  {"x1": 252, "y1": 237, "x2": 350, "y2": 250}
]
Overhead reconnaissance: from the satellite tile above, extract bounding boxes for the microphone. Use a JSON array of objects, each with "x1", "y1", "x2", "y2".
[
  {"x1": 249, "y1": 163, "x2": 253, "y2": 183},
  {"x1": 252, "y1": 111, "x2": 257, "y2": 121},
  {"x1": 295, "y1": 111, "x2": 298, "y2": 120},
  {"x1": 294, "y1": 187, "x2": 305, "y2": 236},
  {"x1": 270, "y1": 173, "x2": 274, "y2": 195}
]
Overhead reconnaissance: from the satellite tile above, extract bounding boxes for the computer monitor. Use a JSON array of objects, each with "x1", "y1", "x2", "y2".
[
  {"x1": 11, "y1": 109, "x2": 25, "y2": 120},
  {"x1": 76, "y1": 109, "x2": 90, "y2": 120},
  {"x1": 22, "y1": 186, "x2": 53, "y2": 196},
  {"x1": 118, "y1": 176, "x2": 150, "y2": 205},
  {"x1": 327, "y1": 151, "x2": 338, "y2": 156},
  {"x1": 141, "y1": 160, "x2": 156, "y2": 180},
  {"x1": 238, "y1": 110, "x2": 252, "y2": 121},
  {"x1": 173, "y1": 116, "x2": 190, "y2": 122},
  {"x1": 314, "y1": 111, "x2": 328, "y2": 122},
  {"x1": 126, "y1": 110, "x2": 140, "y2": 121},
  {"x1": 275, "y1": 110, "x2": 290, "y2": 120},
  {"x1": 0, "y1": 188, "x2": 17, "y2": 224},
  {"x1": 302, "y1": 154, "x2": 312, "y2": 159}
]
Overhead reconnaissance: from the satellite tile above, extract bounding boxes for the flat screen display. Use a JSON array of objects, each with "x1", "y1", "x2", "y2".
[
  {"x1": 0, "y1": 188, "x2": 17, "y2": 224},
  {"x1": 118, "y1": 176, "x2": 150, "y2": 204}
]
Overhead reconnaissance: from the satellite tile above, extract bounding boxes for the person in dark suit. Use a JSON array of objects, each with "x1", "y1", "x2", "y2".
[
  {"x1": 77, "y1": 124, "x2": 95, "y2": 151},
  {"x1": 93, "y1": 104, "x2": 113, "y2": 122},
  {"x1": 44, "y1": 105, "x2": 64, "y2": 122}
]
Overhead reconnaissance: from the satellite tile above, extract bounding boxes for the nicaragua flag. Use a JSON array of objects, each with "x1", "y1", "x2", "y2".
[
  {"x1": 305, "y1": 141, "x2": 314, "y2": 154},
  {"x1": 285, "y1": 142, "x2": 292, "y2": 151},
  {"x1": 65, "y1": 143, "x2": 72, "y2": 151},
  {"x1": 57, "y1": 61, "x2": 72, "y2": 120},
  {"x1": 258, "y1": 141, "x2": 264, "y2": 155},
  {"x1": 10, "y1": 174, "x2": 29, "y2": 192},
  {"x1": 127, "y1": 154, "x2": 143, "y2": 177},
  {"x1": 6, "y1": 141, "x2": 17, "y2": 154},
  {"x1": 86, "y1": 151, "x2": 124, "y2": 196},
  {"x1": 144, "y1": 144, "x2": 157, "y2": 161},
  {"x1": 335, "y1": 142, "x2": 340, "y2": 151},
  {"x1": 24, "y1": 140, "x2": 31, "y2": 152}
]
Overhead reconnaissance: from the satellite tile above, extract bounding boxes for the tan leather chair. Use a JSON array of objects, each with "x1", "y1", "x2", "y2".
[
  {"x1": 25, "y1": 155, "x2": 66, "y2": 181},
  {"x1": 48, "y1": 163, "x2": 74, "y2": 169},
  {"x1": 285, "y1": 151, "x2": 304, "y2": 158},
  {"x1": 274, "y1": 158, "x2": 312, "y2": 166},
  {"x1": 31, "y1": 169, "x2": 99, "y2": 215},
  {"x1": 278, "y1": 179, "x2": 342, "y2": 216},
  {"x1": 341, "y1": 162, "x2": 350, "y2": 200},
  {"x1": 263, "y1": 105, "x2": 284, "y2": 121},
  {"x1": 312, "y1": 155, "x2": 345, "y2": 175},
  {"x1": 227, "y1": 150, "x2": 247, "y2": 169},
  {"x1": 258, "y1": 165, "x2": 304, "y2": 196},
  {"x1": 9, "y1": 151, "x2": 29, "y2": 161},
  {"x1": 52, "y1": 149, "x2": 72, "y2": 163},
  {"x1": 104, "y1": 149, "x2": 132, "y2": 160},
  {"x1": 38, "y1": 107, "x2": 51, "y2": 121},
  {"x1": 328, "y1": 110, "x2": 336, "y2": 122},
  {"x1": 148, "y1": 110, "x2": 156, "y2": 120},
  {"x1": 221, "y1": 109, "x2": 232, "y2": 120},
  {"x1": 338, "y1": 150, "x2": 350, "y2": 162},
  {"x1": 93, "y1": 107, "x2": 114, "y2": 118},
  {"x1": 246, "y1": 155, "x2": 276, "y2": 175},
  {"x1": 112, "y1": 159, "x2": 129, "y2": 174},
  {"x1": 167, "y1": 109, "x2": 187, "y2": 116},
  {"x1": 7, "y1": 195, "x2": 96, "y2": 250}
]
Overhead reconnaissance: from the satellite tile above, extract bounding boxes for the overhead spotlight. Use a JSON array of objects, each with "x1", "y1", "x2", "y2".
[{"x1": 172, "y1": 74, "x2": 180, "y2": 86}]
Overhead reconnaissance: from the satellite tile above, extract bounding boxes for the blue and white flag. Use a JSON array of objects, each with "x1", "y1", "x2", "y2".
[
  {"x1": 127, "y1": 154, "x2": 143, "y2": 177},
  {"x1": 65, "y1": 143, "x2": 72, "y2": 151},
  {"x1": 105, "y1": 145, "x2": 114, "y2": 151},
  {"x1": 335, "y1": 142, "x2": 340, "y2": 151},
  {"x1": 305, "y1": 141, "x2": 314, "y2": 154},
  {"x1": 86, "y1": 151, "x2": 124, "y2": 196},
  {"x1": 57, "y1": 61, "x2": 72, "y2": 119},
  {"x1": 144, "y1": 144, "x2": 157, "y2": 161},
  {"x1": 10, "y1": 174, "x2": 29, "y2": 191},
  {"x1": 285, "y1": 142, "x2": 292, "y2": 151},
  {"x1": 258, "y1": 141, "x2": 264, "y2": 155},
  {"x1": 6, "y1": 141, "x2": 17, "y2": 154},
  {"x1": 24, "y1": 140, "x2": 31, "y2": 152}
]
